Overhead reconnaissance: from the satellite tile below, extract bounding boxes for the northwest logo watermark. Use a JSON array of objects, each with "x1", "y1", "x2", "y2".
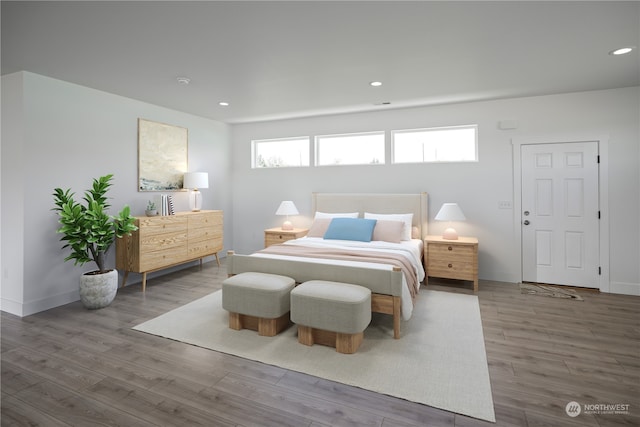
[
  {"x1": 565, "y1": 401, "x2": 630, "y2": 417},
  {"x1": 565, "y1": 401, "x2": 581, "y2": 417}
]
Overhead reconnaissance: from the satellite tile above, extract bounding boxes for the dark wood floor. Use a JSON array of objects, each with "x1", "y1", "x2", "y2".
[{"x1": 2, "y1": 260, "x2": 639, "y2": 427}]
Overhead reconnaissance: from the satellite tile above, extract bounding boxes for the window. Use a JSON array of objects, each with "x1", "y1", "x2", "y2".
[
  {"x1": 392, "y1": 125, "x2": 478, "y2": 163},
  {"x1": 315, "y1": 131, "x2": 385, "y2": 166},
  {"x1": 252, "y1": 137, "x2": 310, "y2": 168}
]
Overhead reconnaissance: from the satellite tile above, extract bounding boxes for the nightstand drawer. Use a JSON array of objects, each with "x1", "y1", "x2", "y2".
[
  {"x1": 267, "y1": 233, "x2": 291, "y2": 244},
  {"x1": 264, "y1": 228, "x2": 308, "y2": 248},
  {"x1": 428, "y1": 243, "x2": 474, "y2": 260},
  {"x1": 427, "y1": 259, "x2": 475, "y2": 280}
]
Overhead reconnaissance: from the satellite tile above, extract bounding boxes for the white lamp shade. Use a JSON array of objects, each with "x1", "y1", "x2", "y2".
[
  {"x1": 183, "y1": 172, "x2": 209, "y2": 189},
  {"x1": 435, "y1": 203, "x2": 466, "y2": 221},
  {"x1": 275, "y1": 201, "x2": 299, "y2": 216},
  {"x1": 275, "y1": 200, "x2": 298, "y2": 230},
  {"x1": 435, "y1": 203, "x2": 465, "y2": 240}
]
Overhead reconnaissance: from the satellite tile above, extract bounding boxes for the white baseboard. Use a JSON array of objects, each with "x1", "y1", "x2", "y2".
[
  {"x1": 0, "y1": 259, "x2": 216, "y2": 317},
  {"x1": 0, "y1": 297, "x2": 24, "y2": 317},
  {"x1": 1, "y1": 290, "x2": 79, "y2": 317},
  {"x1": 25, "y1": 290, "x2": 80, "y2": 316},
  {"x1": 609, "y1": 281, "x2": 640, "y2": 296}
]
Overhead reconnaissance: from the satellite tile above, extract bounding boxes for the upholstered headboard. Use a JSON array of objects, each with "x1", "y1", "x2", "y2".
[{"x1": 311, "y1": 192, "x2": 428, "y2": 240}]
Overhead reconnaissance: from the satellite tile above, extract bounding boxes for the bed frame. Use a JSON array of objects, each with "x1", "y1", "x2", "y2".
[{"x1": 227, "y1": 192, "x2": 428, "y2": 339}]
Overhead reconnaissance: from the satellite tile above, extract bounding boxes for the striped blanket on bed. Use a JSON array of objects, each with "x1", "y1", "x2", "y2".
[{"x1": 257, "y1": 244, "x2": 419, "y2": 301}]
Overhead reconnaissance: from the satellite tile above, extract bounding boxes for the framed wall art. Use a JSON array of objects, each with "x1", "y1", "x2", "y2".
[{"x1": 138, "y1": 118, "x2": 188, "y2": 191}]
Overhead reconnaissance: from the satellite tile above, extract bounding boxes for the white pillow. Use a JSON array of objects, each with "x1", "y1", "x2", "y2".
[
  {"x1": 314, "y1": 211, "x2": 359, "y2": 219},
  {"x1": 364, "y1": 212, "x2": 413, "y2": 240}
]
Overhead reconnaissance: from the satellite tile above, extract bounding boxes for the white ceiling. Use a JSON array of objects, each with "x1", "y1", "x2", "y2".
[{"x1": 2, "y1": 1, "x2": 639, "y2": 124}]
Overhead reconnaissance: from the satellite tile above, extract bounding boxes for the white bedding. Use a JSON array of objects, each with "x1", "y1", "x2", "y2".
[{"x1": 252, "y1": 237, "x2": 425, "y2": 320}]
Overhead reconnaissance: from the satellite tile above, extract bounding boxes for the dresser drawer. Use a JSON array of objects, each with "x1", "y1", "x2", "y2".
[
  {"x1": 188, "y1": 227, "x2": 222, "y2": 242},
  {"x1": 188, "y1": 238, "x2": 223, "y2": 258},
  {"x1": 138, "y1": 216, "x2": 188, "y2": 237},
  {"x1": 188, "y1": 211, "x2": 223, "y2": 229},
  {"x1": 140, "y1": 247, "x2": 189, "y2": 271},
  {"x1": 140, "y1": 230, "x2": 187, "y2": 253}
]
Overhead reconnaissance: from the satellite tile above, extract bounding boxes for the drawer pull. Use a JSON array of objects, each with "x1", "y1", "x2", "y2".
[
  {"x1": 448, "y1": 263, "x2": 453, "y2": 268},
  {"x1": 448, "y1": 246, "x2": 453, "y2": 251}
]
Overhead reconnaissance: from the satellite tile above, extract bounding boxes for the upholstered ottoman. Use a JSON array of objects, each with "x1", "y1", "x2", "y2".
[
  {"x1": 222, "y1": 272, "x2": 295, "y2": 336},
  {"x1": 291, "y1": 280, "x2": 371, "y2": 354}
]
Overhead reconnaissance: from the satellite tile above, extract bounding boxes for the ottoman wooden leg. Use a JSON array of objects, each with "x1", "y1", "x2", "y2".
[
  {"x1": 336, "y1": 332, "x2": 363, "y2": 354},
  {"x1": 298, "y1": 326, "x2": 363, "y2": 354},
  {"x1": 229, "y1": 312, "x2": 290, "y2": 336},
  {"x1": 228, "y1": 312, "x2": 242, "y2": 330},
  {"x1": 297, "y1": 325, "x2": 315, "y2": 346},
  {"x1": 229, "y1": 312, "x2": 259, "y2": 332},
  {"x1": 258, "y1": 312, "x2": 290, "y2": 337}
]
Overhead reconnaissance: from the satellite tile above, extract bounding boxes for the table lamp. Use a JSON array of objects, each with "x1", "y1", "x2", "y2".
[
  {"x1": 435, "y1": 203, "x2": 466, "y2": 240},
  {"x1": 275, "y1": 201, "x2": 299, "y2": 230},
  {"x1": 183, "y1": 172, "x2": 209, "y2": 212}
]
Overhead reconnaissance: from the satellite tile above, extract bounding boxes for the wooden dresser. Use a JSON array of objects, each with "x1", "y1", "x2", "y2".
[
  {"x1": 116, "y1": 210, "x2": 223, "y2": 291},
  {"x1": 425, "y1": 235, "x2": 478, "y2": 291}
]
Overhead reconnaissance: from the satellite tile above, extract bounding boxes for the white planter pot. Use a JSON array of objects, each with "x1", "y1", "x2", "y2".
[{"x1": 79, "y1": 269, "x2": 118, "y2": 309}]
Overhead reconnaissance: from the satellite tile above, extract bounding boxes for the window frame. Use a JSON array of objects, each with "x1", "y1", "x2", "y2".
[
  {"x1": 251, "y1": 136, "x2": 311, "y2": 169},
  {"x1": 314, "y1": 130, "x2": 386, "y2": 167},
  {"x1": 391, "y1": 124, "x2": 479, "y2": 164}
]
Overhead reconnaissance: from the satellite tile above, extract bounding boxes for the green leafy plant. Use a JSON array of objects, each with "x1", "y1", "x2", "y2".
[
  {"x1": 146, "y1": 200, "x2": 156, "y2": 211},
  {"x1": 52, "y1": 174, "x2": 138, "y2": 274}
]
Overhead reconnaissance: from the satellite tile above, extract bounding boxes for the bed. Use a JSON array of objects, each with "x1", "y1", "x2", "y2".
[{"x1": 226, "y1": 192, "x2": 428, "y2": 339}]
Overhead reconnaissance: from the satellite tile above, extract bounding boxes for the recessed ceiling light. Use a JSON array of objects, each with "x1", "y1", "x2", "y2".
[
  {"x1": 219, "y1": 101, "x2": 229, "y2": 107},
  {"x1": 176, "y1": 77, "x2": 191, "y2": 85},
  {"x1": 370, "y1": 81, "x2": 383, "y2": 87},
  {"x1": 609, "y1": 46, "x2": 635, "y2": 55}
]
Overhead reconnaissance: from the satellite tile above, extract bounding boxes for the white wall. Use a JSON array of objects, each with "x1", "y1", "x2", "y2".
[
  {"x1": 1, "y1": 72, "x2": 232, "y2": 316},
  {"x1": 0, "y1": 72, "x2": 25, "y2": 315},
  {"x1": 230, "y1": 87, "x2": 640, "y2": 291},
  {"x1": 2, "y1": 74, "x2": 637, "y2": 317}
]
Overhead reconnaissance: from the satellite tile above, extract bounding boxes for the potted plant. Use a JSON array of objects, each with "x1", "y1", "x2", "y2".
[
  {"x1": 145, "y1": 200, "x2": 158, "y2": 217},
  {"x1": 52, "y1": 174, "x2": 138, "y2": 309}
]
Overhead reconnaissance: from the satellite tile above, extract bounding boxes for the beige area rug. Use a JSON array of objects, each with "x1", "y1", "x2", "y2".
[
  {"x1": 133, "y1": 290, "x2": 496, "y2": 422},
  {"x1": 520, "y1": 282, "x2": 584, "y2": 300}
]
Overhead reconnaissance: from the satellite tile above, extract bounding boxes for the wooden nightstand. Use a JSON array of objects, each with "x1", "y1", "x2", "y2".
[
  {"x1": 425, "y1": 235, "x2": 479, "y2": 292},
  {"x1": 264, "y1": 227, "x2": 308, "y2": 248}
]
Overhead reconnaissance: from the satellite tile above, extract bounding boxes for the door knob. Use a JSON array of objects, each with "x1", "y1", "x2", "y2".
[
  {"x1": 524, "y1": 220, "x2": 530, "y2": 225},
  {"x1": 524, "y1": 211, "x2": 530, "y2": 216}
]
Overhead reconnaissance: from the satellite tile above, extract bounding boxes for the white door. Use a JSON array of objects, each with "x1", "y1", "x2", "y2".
[{"x1": 521, "y1": 142, "x2": 599, "y2": 288}]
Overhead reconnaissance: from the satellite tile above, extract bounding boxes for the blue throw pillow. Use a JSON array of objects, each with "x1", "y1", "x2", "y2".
[{"x1": 323, "y1": 218, "x2": 377, "y2": 242}]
